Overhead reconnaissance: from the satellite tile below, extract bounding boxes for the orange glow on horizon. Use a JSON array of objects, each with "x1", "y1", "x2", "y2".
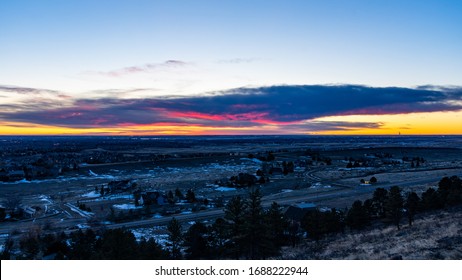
[{"x1": 1, "y1": 110, "x2": 461, "y2": 136}]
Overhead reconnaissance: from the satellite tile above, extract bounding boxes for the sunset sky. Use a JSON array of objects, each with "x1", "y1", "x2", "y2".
[{"x1": 1, "y1": 0, "x2": 461, "y2": 135}]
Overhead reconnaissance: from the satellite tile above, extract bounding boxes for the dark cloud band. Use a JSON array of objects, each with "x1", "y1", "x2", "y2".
[{"x1": 1, "y1": 85, "x2": 461, "y2": 131}]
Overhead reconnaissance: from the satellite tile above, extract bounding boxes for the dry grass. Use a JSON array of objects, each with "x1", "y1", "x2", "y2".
[{"x1": 280, "y1": 207, "x2": 462, "y2": 260}]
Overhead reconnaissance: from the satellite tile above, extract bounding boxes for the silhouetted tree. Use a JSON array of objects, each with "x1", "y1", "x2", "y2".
[
  {"x1": 186, "y1": 189, "x2": 197, "y2": 203},
  {"x1": 421, "y1": 188, "x2": 441, "y2": 210},
  {"x1": 209, "y1": 218, "x2": 227, "y2": 259},
  {"x1": 372, "y1": 188, "x2": 388, "y2": 218},
  {"x1": 183, "y1": 222, "x2": 210, "y2": 259},
  {"x1": 174, "y1": 188, "x2": 184, "y2": 200},
  {"x1": 346, "y1": 200, "x2": 369, "y2": 230},
  {"x1": 167, "y1": 217, "x2": 182, "y2": 259},
  {"x1": 242, "y1": 189, "x2": 276, "y2": 259},
  {"x1": 438, "y1": 176, "x2": 462, "y2": 206},
  {"x1": 138, "y1": 237, "x2": 167, "y2": 259},
  {"x1": 68, "y1": 229, "x2": 98, "y2": 259},
  {"x1": 385, "y1": 186, "x2": 404, "y2": 230},
  {"x1": 370, "y1": 176, "x2": 377, "y2": 184},
  {"x1": 405, "y1": 192, "x2": 420, "y2": 226},
  {"x1": 224, "y1": 195, "x2": 247, "y2": 258},
  {"x1": 94, "y1": 228, "x2": 138, "y2": 260},
  {"x1": 265, "y1": 202, "x2": 288, "y2": 247}
]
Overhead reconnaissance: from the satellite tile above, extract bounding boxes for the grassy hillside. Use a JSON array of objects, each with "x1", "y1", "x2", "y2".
[{"x1": 281, "y1": 207, "x2": 462, "y2": 260}]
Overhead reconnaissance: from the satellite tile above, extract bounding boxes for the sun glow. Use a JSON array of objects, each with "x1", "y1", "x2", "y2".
[{"x1": 313, "y1": 110, "x2": 462, "y2": 135}]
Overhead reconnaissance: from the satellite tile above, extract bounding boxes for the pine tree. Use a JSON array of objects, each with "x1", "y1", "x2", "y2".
[
  {"x1": 405, "y1": 192, "x2": 420, "y2": 226},
  {"x1": 265, "y1": 202, "x2": 288, "y2": 247},
  {"x1": 346, "y1": 200, "x2": 369, "y2": 230},
  {"x1": 224, "y1": 196, "x2": 247, "y2": 258},
  {"x1": 167, "y1": 217, "x2": 183, "y2": 259},
  {"x1": 183, "y1": 222, "x2": 210, "y2": 259},
  {"x1": 385, "y1": 186, "x2": 404, "y2": 230},
  {"x1": 372, "y1": 188, "x2": 388, "y2": 218},
  {"x1": 242, "y1": 189, "x2": 276, "y2": 259}
]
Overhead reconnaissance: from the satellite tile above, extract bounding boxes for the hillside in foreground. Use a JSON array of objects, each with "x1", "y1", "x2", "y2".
[{"x1": 281, "y1": 206, "x2": 462, "y2": 260}]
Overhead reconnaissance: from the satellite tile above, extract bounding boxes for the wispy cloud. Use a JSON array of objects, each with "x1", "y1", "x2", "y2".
[
  {"x1": 0, "y1": 85, "x2": 461, "y2": 132},
  {"x1": 94, "y1": 60, "x2": 190, "y2": 77},
  {"x1": 0, "y1": 85, "x2": 60, "y2": 95}
]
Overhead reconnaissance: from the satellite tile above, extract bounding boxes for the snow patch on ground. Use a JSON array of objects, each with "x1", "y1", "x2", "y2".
[
  {"x1": 240, "y1": 158, "x2": 262, "y2": 164},
  {"x1": 130, "y1": 227, "x2": 169, "y2": 247},
  {"x1": 215, "y1": 186, "x2": 237, "y2": 191},
  {"x1": 281, "y1": 189, "x2": 294, "y2": 193},
  {"x1": 76, "y1": 224, "x2": 90, "y2": 229},
  {"x1": 113, "y1": 204, "x2": 142, "y2": 210},
  {"x1": 81, "y1": 191, "x2": 101, "y2": 198},
  {"x1": 65, "y1": 203, "x2": 94, "y2": 218},
  {"x1": 311, "y1": 182, "x2": 332, "y2": 189}
]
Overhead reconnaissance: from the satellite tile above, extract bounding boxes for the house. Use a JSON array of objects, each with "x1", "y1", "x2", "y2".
[
  {"x1": 284, "y1": 203, "x2": 317, "y2": 223},
  {"x1": 136, "y1": 191, "x2": 167, "y2": 206}
]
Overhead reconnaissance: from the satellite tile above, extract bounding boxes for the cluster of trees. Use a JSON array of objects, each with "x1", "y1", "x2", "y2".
[
  {"x1": 1, "y1": 227, "x2": 167, "y2": 260},
  {"x1": 301, "y1": 175, "x2": 462, "y2": 242},
  {"x1": 360, "y1": 176, "x2": 377, "y2": 184},
  {"x1": 166, "y1": 189, "x2": 288, "y2": 259}
]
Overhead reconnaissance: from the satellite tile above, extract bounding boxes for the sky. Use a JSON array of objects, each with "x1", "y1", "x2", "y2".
[{"x1": 1, "y1": 0, "x2": 461, "y2": 135}]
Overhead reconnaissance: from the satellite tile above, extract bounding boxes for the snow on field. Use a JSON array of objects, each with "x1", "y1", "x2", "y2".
[
  {"x1": 131, "y1": 227, "x2": 169, "y2": 247},
  {"x1": 39, "y1": 195, "x2": 52, "y2": 204},
  {"x1": 205, "y1": 183, "x2": 237, "y2": 192},
  {"x1": 81, "y1": 191, "x2": 101, "y2": 198},
  {"x1": 113, "y1": 204, "x2": 142, "y2": 210},
  {"x1": 153, "y1": 213, "x2": 163, "y2": 218},
  {"x1": 180, "y1": 210, "x2": 193, "y2": 215},
  {"x1": 310, "y1": 182, "x2": 332, "y2": 189},
  {"x1": 76, "y1": 224, "x2": 90, "y2": 229},
  {"x1": 88, "y1": 194, "x2": 133, "y2": 202},
  {"x1": 281, "y1": 189, "x2": 294, "y2": 193},
  {"x1": 215, "y1": 186, "x2": 237, "y2": 192},
  {"x1": 240, "y1": 158, "x2": 262, "y2": 164},
  {"x1": 65, "y1": 203, "x2": 94, "y2": 218}
]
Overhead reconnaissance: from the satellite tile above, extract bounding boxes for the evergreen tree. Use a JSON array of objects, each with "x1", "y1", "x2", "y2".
[
  {"x1": 209, "y1": 218, "x2": 227, "y2": 259},
  {"x1": 346, "y1": 200, "x2": 369, "y2": 230},
  {"x1": 301, "y1": 209, "x2": 326, "y2": 240},
  {"x1": 242, "y1": 189, "x2": 277, "y2": 259},
  {"x1": 372, "y1": 188, "x2": 388, "y2": 218},
  {"x1": 421, "y1": 187, "x2": 441, "y2": 210},
  {"x1": 385, "y1": 186, "x2": 404, "y2": 230},
  {"x1": 138, "y1": 237, "x2": 168, "y2": 259},
  {"x1": 186, "y1": 189, "x2": 197, "y2": 203},
  {"x1": 265, "y1": 202, "x2": 288, "y2": 247},
  {"x1": 224, "y1": 195, "x2": 247, "y2": 258},
  {"x1": 96, "y1": 228, "x2": 138, "y2": 260},
  {"x1": 175, "y1": 188, "x2": 184, "y2": 200},
  {"x1": 167, "y1": 217, "x2": 183, "y2": 259},
  {"x1": 405, "y1": 192, "x2": 420, "y2": 226},
  {"x1": 183, "y1": 222, "x2": 210, "y2": 259}
]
